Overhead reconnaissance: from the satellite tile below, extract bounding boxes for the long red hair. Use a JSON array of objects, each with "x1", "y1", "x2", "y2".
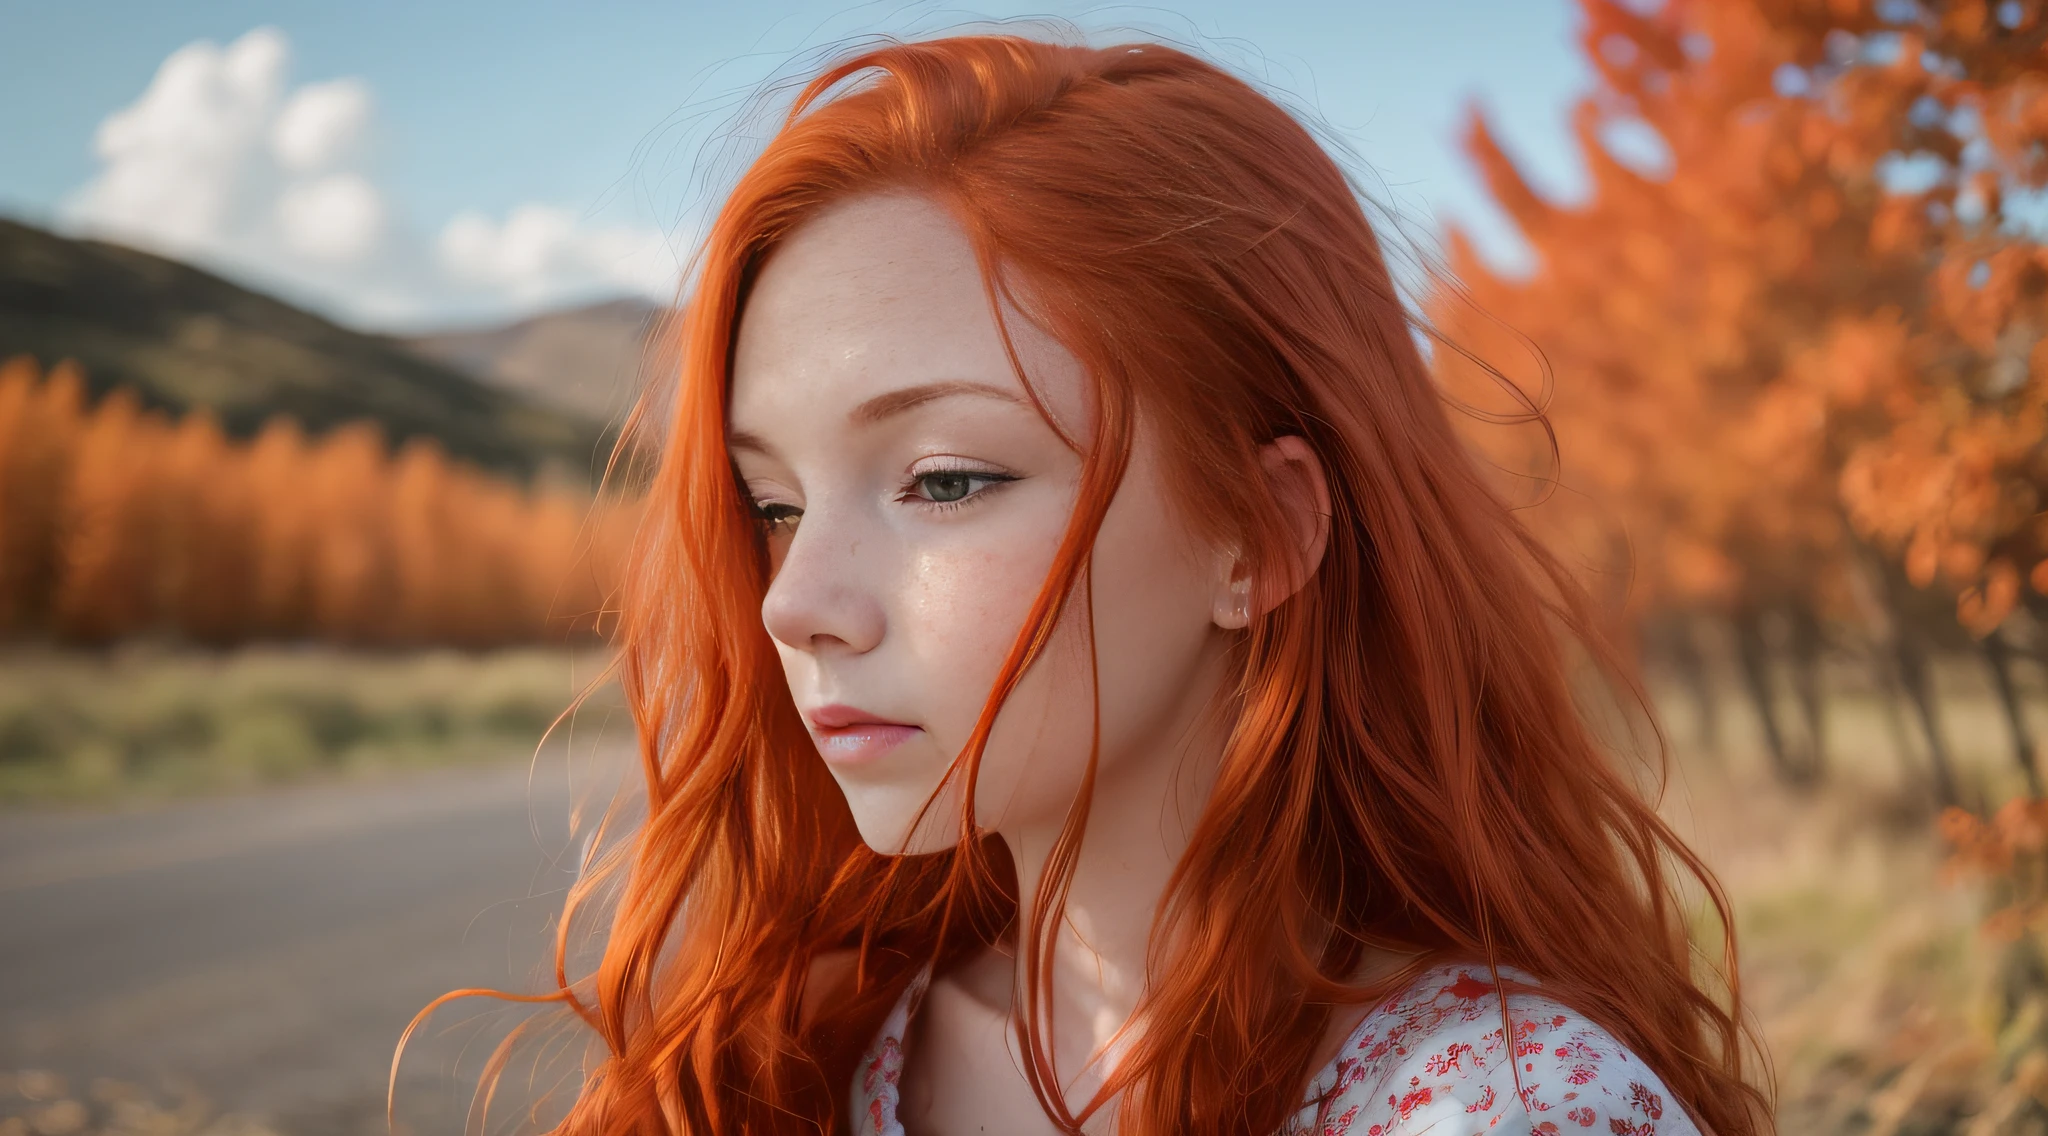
[{"x1": 413, "y1": 33, "x2": 1771, "y2": 1136}]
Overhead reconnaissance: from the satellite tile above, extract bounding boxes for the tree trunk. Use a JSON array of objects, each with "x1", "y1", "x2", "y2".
[
  {"x1": 1734, "y1": 611, "x2": 1805, "y2": 787},
  {"x1": 1984, "y1": 627, "x2": 2043, "y2": 798},
  {"x1": 1844, "y1": 545, "x2": 1921, "y2": 788},
  {"x1": 1786, "y1": 603, "x2": 1828, "y2": 782},
  {"x1": 1894, "y1": 622, "x2": 1961, "y2": 809},
  {"x1": 1868, "y1": 639, "x2": 1924, "y2": 787},
  {"x1": 1670, "y1": 615, "x2": 1720, "y2": 756}
]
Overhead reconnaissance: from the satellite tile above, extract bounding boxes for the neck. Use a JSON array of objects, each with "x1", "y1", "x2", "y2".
[{"x1": 985, "y1": 631, "x2": 1236, "y2": 1116}]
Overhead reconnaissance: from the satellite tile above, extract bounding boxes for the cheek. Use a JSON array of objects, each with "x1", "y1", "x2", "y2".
[
  {"x1": 873, "y1": 502, "x2": 1075, "y2": 851},
  {"x1": 970, "y1": 469, "x2": 1220, "y2": 828},
  {"x1": 906, "y1": 548, "x2": 1028, "y2": 657},
  {"x1": 902, "y1": 515, "x2": 1067, "y2": 740},
  {"x1": 1083, "y1": 490, "x2": 1220, "y2": 746}
]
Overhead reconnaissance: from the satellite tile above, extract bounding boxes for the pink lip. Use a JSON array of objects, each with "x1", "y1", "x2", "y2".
[{"x1": 805, "y1": 703, "x2": 921, "y2": 766}]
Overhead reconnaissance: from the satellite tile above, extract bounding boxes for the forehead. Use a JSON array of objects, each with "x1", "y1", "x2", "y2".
[{"x1": 727, "y1": 192, "x2": 1087, "y2": 441}]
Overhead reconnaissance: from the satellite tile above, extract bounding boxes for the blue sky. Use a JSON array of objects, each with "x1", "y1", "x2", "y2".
[{"x1": 0, "y1": 1, "x2": 1593, "y2": 330}]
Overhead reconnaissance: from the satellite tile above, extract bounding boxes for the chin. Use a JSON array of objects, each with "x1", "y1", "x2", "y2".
[
  {"x1": 839, "y1": 784, "x2": 967, "y2": 856},
  {"x1": 858, "y1": 827, "x2": 936, "y2": 857},
  {"x1": 854, "y1": 818, "x2": 965, "y2": 857}
]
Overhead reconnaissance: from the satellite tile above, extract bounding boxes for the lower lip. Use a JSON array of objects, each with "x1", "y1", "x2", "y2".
[{"x1": 814, "y1": 724, "x2": 921, "y2": 766}]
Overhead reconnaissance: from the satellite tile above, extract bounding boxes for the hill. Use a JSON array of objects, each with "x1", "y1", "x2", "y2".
[
  {"x1": 0, "y1": 218, "x2": 607, "y2": 481},
  {"x1": 402, "y1": 297, "x2": 670, "y2": 424}
]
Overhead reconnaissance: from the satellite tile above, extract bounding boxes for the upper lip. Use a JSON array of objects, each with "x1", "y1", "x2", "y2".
[{"x1": 806, "y1": 703, "x2": 915, "y2": 731}]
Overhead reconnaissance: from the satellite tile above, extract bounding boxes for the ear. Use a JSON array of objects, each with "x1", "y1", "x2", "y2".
[{"x1": 1211, "y1": 435, "x2": 1332, "y2": 629}]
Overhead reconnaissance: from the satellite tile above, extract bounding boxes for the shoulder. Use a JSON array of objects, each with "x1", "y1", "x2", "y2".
[{"x1": 1296, "y1": 963, "x2": 1701, "y2": 1136}]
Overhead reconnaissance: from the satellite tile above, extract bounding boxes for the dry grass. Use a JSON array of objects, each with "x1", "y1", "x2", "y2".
[
  {"x1": 0, "y1": 1071, "x2": 278, "y2": 1136},
  {"x1": 1650, "y1": 650, "x2": 2048, "y2": 1134},
  {"x1": 0, "y1": 643, "x2": 622, "y2": 805},
  {"x1": 5, "y1": 643, "x2": 2046, "y2": 1131}
]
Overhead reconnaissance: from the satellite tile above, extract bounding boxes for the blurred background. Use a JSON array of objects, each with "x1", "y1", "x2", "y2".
[{"x1": 2, "y1": 0, "x2": 2044, "y2": 1133}]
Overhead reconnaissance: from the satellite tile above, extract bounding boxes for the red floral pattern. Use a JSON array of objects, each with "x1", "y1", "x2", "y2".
[
  {"x1": 849, "y1": 962, "x2": 1699, "y2": 1136},
  {"x1": 1284, "y1": 964, "x2": 1699, "y2": 1136},
  {"x1": 851, "y1": 967, "x2": 928, "y2": 1136}
]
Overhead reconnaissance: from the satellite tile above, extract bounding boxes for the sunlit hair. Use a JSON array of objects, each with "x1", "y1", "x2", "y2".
[{"x1": 410, "y1": 32, "x2": 1772, "y2": 1136}]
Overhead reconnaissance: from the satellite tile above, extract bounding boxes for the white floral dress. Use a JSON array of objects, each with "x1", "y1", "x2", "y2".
[{"x1": 851, "y1": 961, "x2": 1701, "y2": 1136}]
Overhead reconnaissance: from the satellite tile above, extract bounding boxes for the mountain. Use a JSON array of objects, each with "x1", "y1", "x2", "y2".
[
  {"x1": 0, "y1": 218, "x2": 608, "y2": 481},
  {"x1": 402, "y1": 297, "x2": 671, "y2": 424}
]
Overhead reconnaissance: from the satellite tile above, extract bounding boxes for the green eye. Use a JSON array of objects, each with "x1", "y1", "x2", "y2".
[
  {"x1": 912, "y1": 469, "x2": 1013, "y2": 504},
  {"x1": 920, "y1": 472, "x2": 975, "y2": 502}
]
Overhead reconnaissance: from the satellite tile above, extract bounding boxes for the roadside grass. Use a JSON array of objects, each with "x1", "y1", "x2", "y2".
[
  {"x1": 0, "y1": 643, "x2": 624, "y2": 806},
  {"x1": 3, "y1": 643, "x2": 2046, "y2": 1131},
  {"x1": 1650, "y1": 654, "x2": 2048, "y2": 1134}
]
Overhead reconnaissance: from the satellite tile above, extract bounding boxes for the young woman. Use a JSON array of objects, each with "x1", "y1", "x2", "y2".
[{"x1": 431, "y1": 32, "x2": 1771, "y2": 1136}]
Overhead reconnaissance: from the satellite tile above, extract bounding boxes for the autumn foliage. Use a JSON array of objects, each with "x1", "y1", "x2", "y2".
[
  {"x1": 0, "y1": 355, "x2": 634, "y2": 646},
  {"x1": 1430, "y1": 7, "x2": 2048, "y2": 1118},
  {"x1": 1432, "y1": 0, "x2": 2048, "y2": 638},
  {"x1": 1944, "y1": 798, "x2": 2048, "y2": 935},
  {"x1": 1419, "y1": 0, "x2": 2048, "y2": 803}
]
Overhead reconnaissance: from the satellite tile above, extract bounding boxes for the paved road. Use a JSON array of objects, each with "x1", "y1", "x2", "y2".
[{"x1": 0, "y1": 756, "x2": 625, "y2": 1136}]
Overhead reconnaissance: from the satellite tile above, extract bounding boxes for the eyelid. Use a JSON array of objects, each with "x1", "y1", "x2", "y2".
[
  {"x1": 906, "y1": 455, "x2": 1012, "y2": 476},
  {"x1": 740, "y1": 476, "x2": 801, "y2": 506}
]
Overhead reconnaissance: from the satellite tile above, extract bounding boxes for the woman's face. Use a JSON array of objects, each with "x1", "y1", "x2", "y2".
[{"x1": 727, "y1": 192, "x2": 1240, "y2": 854}]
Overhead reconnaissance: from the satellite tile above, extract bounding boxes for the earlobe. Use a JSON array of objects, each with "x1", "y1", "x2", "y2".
[{"x1": 1213, "y1": 565, "x2": 1253, "y2": 630}]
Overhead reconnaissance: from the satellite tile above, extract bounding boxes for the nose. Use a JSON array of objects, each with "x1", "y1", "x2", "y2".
[{"x1": 760, "y1": 506, "x2": 886, "y2": 656}]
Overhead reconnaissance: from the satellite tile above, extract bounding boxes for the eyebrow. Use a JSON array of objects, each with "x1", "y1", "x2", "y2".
[{"x1": 727, "y1": 379, "x2": 1030, "y2": 456}]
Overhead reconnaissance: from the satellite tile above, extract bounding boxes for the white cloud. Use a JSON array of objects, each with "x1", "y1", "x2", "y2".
[
  {"x1": 72, "y1": 28, "x2": 286, "y2": 255},
  {"x1": 61, "y1": 27, "x2": 676, "y2": 330},
  {"x1": 437, "y1": 205, "x2": 676, "y2": 306},
  {"x1": 276, "y1": 173, "x2": 383, "y2": 262},
  {"x1": 270, "y1": 79, "x2": 370, "y2": 173}
]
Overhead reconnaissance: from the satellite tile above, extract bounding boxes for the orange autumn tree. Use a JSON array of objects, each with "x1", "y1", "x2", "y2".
[
  {"x1": 0, "y1": 359, "x2": 84, "y2": 635},
  {"x1": 1431, "y1": 0, "x2": 2048, "y2": 796},
  {"x1": 0, "y1": 355, "x2": 635, "y2": 647}
]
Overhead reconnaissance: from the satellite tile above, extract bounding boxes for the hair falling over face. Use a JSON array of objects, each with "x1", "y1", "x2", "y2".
[{"x1": 403, "y1": 32, "x2": 1775, "y2": 1136}]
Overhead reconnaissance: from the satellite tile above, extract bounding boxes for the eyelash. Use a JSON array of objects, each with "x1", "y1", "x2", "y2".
[
  {"x1": 744, "y1": 463, "x2": 1017, "y2": 535},
  {"x1": 896, "y1": 462, "x2": 1017, "y2": 514}
]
